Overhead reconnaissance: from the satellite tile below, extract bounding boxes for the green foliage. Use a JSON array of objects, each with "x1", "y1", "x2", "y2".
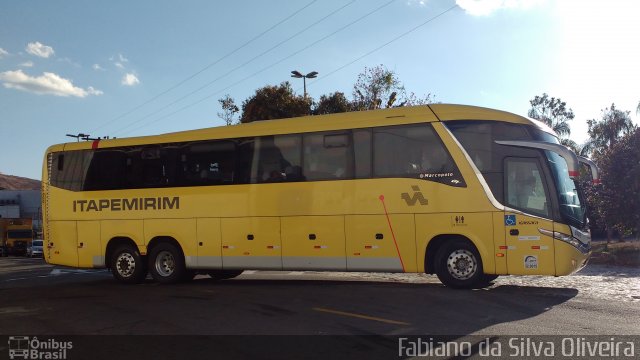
[
  {"x1": 585, "y1": 103, "x2": 636, "y2": 158},
  {"x1": 587, "y1": 128, "x2": 640, "y2": 239},
  {"x1": 314, "y1": 92, "x2": 351, "y2": 115},
  {"x1": 527, "y1": 93, "x2": 574, "y2": 138},
  {"x1": 217, "y1": 94, "x2": 239, "y2": 126},
  {"x1": 351, "y1": 65, "x2": 433, "y2": 111},
  {"x1": 240, "y1": 82, "x2": 312, "y2": 123}
]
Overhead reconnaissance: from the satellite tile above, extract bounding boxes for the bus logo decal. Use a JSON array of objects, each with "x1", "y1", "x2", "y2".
[
  {"x1": 73, "y1": 196, "x2": 180, "y2": 212},
  {"x1": 401, "y1": 186, "x2": 428, "y2": 206},
  {"x1": 524, "y1": 255, "x2": 538, "y2": 269}
]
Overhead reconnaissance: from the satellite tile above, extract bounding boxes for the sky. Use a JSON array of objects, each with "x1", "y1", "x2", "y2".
[{"x1": 1, "y1": 0, "x2": 639, "y2": 180}]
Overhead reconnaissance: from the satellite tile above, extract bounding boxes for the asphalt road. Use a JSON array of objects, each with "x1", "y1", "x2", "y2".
[
  {"x1": 0, "y1": 257, "x2": 638, "y2": 359},
  {"x1": 0, "y1": 257, "x2": 637, "y2": 336}
]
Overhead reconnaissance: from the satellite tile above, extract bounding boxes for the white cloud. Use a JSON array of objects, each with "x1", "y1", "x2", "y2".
[
  {"x1": 92, "y1": 64, "x2": 105, "y2": 71},
  {"x1": 121, "y1": 73, "x2": 140, "y2": 86},
  {"x1": 25, "y1": 42, "x2": 55, "y2": 58},
  {"x1": 407, "y1": 0, "x2": 428, "y2": 6},
  {"x1": 110, "y1": 53, "x2": 129, "y2": 69},
  {"x1": 19, "y1": 61, "x2": 34, "y2": 68},
  {"x1": 456, "y1": 0, "x2": 544, "y2": 16},
  {"x1": 0, "y1": 48, "x2": 8, "y2": 58},
  {"x1": 0, "y1": 69, "x2": 102, "y2": 97}
]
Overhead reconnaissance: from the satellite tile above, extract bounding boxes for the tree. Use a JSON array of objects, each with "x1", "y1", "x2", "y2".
[
  {"x1": 351, "y1": 65, "x2": 433, "y2": 111},
  {"x1": 313, "y1": 92, "x2": 351, "y2": 115},
  {"x1": 585, "y1": 103, "x2": 636, "y2": 158},
  {"x1": 527, "y1": 93, "x2": 575, "y2": 147},
  {"x1": 217, "y1": 94, "x2": 239, "y2": 126},
  {"x1": 240, "y1": 82, "x2": 311, "y2": 123},
  {"x1": 590, "y1": 128, "x2": 640, "y2": 241}
]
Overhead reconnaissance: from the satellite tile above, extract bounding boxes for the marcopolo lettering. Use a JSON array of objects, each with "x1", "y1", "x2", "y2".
[{"x1": 73, "y1": 197, "x2": 180, "y2": 212}]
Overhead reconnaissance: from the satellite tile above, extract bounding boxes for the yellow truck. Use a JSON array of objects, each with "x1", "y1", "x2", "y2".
[{"x1": 0, "y1": 218, "x2": 34, "y2": 256}]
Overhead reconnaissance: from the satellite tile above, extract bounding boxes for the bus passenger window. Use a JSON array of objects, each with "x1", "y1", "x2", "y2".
[
  {"x1": 51, "y1": 150, "x2": 92, "y2": 191},
  {"x1": 179, "y1": 140, "x2": 236, "y2": 186},
  {"x1": 354, "y1": 129, "x2": 372, "y2": 178},
  {"x1": 254, "y1": 135, "x2": 301, "y2": 183},
  {"x1": 303, "y1": 132, "x2": 352, "y2": 181},
  {"x1": 373, "y1": 124, "x2": 465, "y2": 186}
]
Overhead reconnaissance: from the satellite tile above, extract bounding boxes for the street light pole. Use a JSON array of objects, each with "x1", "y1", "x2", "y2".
[{"x1": 290, "y1": 70, "x2": 318, "y2": 98}]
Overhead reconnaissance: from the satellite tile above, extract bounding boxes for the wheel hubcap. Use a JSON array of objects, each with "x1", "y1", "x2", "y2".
[
  {"x1": 446, "y1": 249, "x2": 477, "y2": 280},
  {"x1": 155, "y1": 250, "x2": 175, "y2": 277},
  {"x1": 116, "y1": 253, "x2": 136, "y2": 278}
]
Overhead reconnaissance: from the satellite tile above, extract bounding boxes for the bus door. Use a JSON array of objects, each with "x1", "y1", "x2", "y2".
[{"x1": 503, "y1": 157, "x2": 555, "y2": 275}]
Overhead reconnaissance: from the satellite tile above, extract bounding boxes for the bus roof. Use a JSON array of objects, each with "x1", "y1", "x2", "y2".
[{"x1": 54, "y1": 104, "x2": 556, "y2": 152}]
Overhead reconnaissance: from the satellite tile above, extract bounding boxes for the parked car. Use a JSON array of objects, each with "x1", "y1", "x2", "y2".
[{"x1": 26, "y1": 239, "x2": 43, "y2": 257}]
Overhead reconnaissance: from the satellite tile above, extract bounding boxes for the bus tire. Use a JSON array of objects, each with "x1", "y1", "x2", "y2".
[
  {"x1": 208, "y1": 270, "x2": 243, "y2": 280},
  {"x1": 111, "y1": 245, "x2": 147, "y2": 284},
  {"x1": 435, "y1": 239, "x2": 484, "y2": 289},
  {"x1": 148, "y1": 242, "x2": 185, "y2": 284}
]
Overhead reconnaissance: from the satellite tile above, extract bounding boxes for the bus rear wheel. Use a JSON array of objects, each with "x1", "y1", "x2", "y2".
[
  {"x1": 148, "y1": 243, "x2": 186, "y2": 284},
  {"x1": 111, "y1": 245, "x2": 147, "y2": 284},
  {"x1": 208, "y1": 270, "x2": 243, "y2": 280},
  {"x1": 435, "y1": 239, "x2": 484, "y2": 289}
]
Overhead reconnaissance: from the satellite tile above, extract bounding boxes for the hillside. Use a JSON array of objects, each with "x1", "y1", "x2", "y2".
[{"x1": 0, "y1": 173, "x2": 41, "y2": 190}]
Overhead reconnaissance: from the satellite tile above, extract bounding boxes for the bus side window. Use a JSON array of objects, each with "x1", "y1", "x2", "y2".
[
  {"x1": 235, "y1": 138, "x2": 255, "y2": 184},
  {"x1": 51, "y1": 150, "x2": 92, "y2": 191},
  {"x1": 354, "y1": 129, "x2": 372, "y2": 179},
  {"x1": 84, "y1": 150, "x2": 128, "y2": 190},
  {"x1": 255, "y1": 135, "x2": 301, "y2": 183},
  {"x1": 179, "y1": 140, "x2": 236, "y2": 186},
  {"x1": 505, "y1": 158, "x2": 549, "y2": 217},
  {"x1": 373, "y1": 124, "x2": 464, "y2": 186},
  {"x1": 303, "y1": 132, "x2": 351, "y2": 181}
]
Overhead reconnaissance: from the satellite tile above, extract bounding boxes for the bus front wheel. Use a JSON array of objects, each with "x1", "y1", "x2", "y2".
[
  {"x1": 435, "y1": 239, "x2": 484, "y2": 289},
  {"x1": 148, "y1": 243, "x2": 186, "y2": 284},
  {"x1": 111, "y1": 245, "x2": 147, "y2": 284}
]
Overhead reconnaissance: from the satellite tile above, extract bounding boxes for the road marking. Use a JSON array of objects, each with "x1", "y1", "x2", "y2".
[{"x1": 312, "y1": 307, "x2": 410, "y2": 326}]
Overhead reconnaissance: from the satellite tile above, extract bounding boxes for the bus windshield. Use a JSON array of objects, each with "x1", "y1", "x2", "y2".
[{"x1": 546, "y1": 151, "x2": 586, "y2": 229}]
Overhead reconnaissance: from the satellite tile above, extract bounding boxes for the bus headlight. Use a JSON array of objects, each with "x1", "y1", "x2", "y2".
[{"x1": 538, "y1": 228, "x2": 591, "y2": 254}]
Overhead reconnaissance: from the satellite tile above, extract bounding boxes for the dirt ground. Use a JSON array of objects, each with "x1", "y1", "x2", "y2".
[{"x1": 590, "y1": 240, "x2": 640, "y2": 266}]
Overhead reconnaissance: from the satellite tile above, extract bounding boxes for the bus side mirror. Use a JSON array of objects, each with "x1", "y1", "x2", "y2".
[{"x1": 577, "y1": 156, "x2": 600, "y2": 185}]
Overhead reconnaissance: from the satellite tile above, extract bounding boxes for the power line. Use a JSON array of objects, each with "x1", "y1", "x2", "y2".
[
  {"x1": 315, "y1": 4, "x2": 459, "y2": 84},
  {"x1": 111, "y1": 0, "x2": 356, "y2": 136},
  {"x1": 118, "y1": 0, "x2": 399, "y2": 136},
  {"x1": 89, "y1": 0, "x2": 317, "y2": 135}
]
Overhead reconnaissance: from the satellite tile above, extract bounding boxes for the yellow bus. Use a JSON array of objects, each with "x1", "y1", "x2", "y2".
[{"x1": 42, "y1": 104, "x2": 596, "y2": 288}]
